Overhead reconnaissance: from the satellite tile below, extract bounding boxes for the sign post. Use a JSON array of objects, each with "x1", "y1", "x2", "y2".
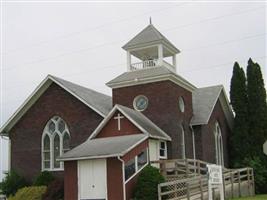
[{"x1": 207, "y1": 164, "x2": 224, "y2": 200}]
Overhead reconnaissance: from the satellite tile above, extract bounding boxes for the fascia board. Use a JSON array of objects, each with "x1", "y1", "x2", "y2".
[
  {"x1": 0, "y1": 76, "x2": 52, "y2": 133},
  {"x1": 107, "y1": 74, "x2": 196, "y2": 92},
  {"x1": 88, "y1": 106, "x2": 118, "y2": 140}
]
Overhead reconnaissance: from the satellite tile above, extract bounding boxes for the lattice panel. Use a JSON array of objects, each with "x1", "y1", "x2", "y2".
[{"x1": 162, "y1": 182, "x2": 187, "y2": 199}]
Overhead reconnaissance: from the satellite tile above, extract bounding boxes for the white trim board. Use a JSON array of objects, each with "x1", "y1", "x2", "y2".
[{"x1": 106, "y1": 73, "x2": 196, "y2": 93}]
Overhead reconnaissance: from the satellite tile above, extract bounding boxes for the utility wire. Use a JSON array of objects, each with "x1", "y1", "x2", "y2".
[
  {"x1": 183, "y1": 33, "x2": 267, "y2": 52},
  {"x1": 2, "y1": 6, "x2": 264, "y2": 71},
  {"x1": 2, "y1": 4, "x2": 264, "y2": 57},
  {"x1": 3, "y1": 3, "x2": 187, "y2": 54},
  {"x1": 3, "y1": 30, "x2": 266, "y2": 72},
  {"x1": 3, "y1": 56, "x2": 266, "y2": 91}
]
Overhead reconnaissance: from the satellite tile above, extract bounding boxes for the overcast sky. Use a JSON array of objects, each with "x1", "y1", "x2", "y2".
[{"x1": 0, "y1": 1, "x2": 266, "y2": 179}]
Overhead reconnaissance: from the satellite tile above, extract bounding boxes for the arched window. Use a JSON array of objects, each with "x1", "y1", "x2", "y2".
[
  {"x1": 214, "y1": 121, "x2": 224, "y2": 166},
  {"x1": 42, "y1": 116, "x2": 70, "y2": 170},
  {"x1": 181, "y1": 125, "x2": 186, "y2": 159}
]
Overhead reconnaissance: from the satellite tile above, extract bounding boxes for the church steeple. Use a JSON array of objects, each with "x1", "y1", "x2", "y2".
[{"x1": 122, "y1": 23, "x2": 180, "y2": 73}]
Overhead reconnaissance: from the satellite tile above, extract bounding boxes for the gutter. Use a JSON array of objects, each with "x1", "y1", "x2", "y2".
[{"x1": 117, "y1": 156, "x2": 126, "y2": 200}]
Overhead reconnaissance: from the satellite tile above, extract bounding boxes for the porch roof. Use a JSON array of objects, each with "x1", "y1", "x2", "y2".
[{"x1": 58, "y1": 134, "x2": 148, "y2": 161}]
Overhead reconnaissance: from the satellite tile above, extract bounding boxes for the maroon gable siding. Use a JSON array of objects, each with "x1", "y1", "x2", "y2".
[
  {"x1": 9, "y1": 83, "x2": 104, "y2": 182},
  {"x1": 97, "y1": 111, "x2": 141, "y2": 138},
  {"x1": 113, "y1": 80, "x2": 194, "y2": 159},
  {"x1": 64, "y1": 161, "x2": 78, "y2": 200}
]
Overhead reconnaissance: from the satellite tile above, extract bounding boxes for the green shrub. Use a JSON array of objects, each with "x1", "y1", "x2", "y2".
[
  {"x1": 242, "y1": 156, "x2": 267, "y2": 194},
  {"x1": 34, "y1": 171, "x2": 55, "y2": 186},
  {"x1": 42, "y1": 179, "x2": 64, "y2": 200},
  {"x1": 0, "y1": 170, "x2": 27, "y2": 197},
  {"x1": 9, "y1": 186, "x2": 47, "y2": 200},
  {"x1": 134, "y1": 165, "x2": 165, "y2": 200}
]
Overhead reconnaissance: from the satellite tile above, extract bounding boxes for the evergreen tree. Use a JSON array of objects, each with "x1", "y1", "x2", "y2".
[
  {"x1": 246, "y1": 58, "x2": 267, "y2": 154},
  {"x1": 229, "y1": 62, "x2": 249, "y2": 166},
  {"x1": 245, "y1": 58, "x2": 267, "y2": 193}
]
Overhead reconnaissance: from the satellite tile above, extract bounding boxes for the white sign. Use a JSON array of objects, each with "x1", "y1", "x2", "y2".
[
  {"x1": 207, "y1": 164, "x2": 224, "y2": 200},
  {"x1": 208, "y1": 164, "x2": 223, "y2": 184},
  {"x1": 263, "y1": 140, "x2": 267, "y2": 155}
]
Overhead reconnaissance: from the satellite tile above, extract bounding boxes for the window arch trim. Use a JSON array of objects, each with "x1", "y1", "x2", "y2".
[
  {"x1": 41, "y1": 116, "x2": 70, "y2": 171},
  {"x1": 214, "y1": 121, "x2": 224, "y2": 166}
]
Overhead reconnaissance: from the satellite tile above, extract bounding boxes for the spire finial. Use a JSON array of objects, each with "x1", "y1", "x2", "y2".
[{"x1": 149, "y1": 17, "x2": 152, "y2": 25}]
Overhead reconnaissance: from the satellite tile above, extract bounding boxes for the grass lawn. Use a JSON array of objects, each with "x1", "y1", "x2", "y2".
[{"x1": 232, "y1": 195, "x2": 267, "y2": 200}]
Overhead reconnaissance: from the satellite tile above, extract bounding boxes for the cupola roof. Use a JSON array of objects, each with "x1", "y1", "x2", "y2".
[{"x1": 122, "y1": 24, "x2": 180, "y2": 54}]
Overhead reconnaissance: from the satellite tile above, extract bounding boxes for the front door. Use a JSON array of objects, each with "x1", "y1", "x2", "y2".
[{"x1": 78, "y1": 159, "x2": 107, "y2": 200}]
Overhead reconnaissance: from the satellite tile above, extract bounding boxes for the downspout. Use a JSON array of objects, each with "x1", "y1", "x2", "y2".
[
  {"x1": 118, "y1": 156, "x2": 126, "y2": 200},
  {"x1": 189, "y1": 125, "x2": 196, "y2": 174}
]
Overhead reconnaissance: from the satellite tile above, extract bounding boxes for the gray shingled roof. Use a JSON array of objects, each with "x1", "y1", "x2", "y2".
[
  {"x1": 106, "y1": 66, "x2": 196, "y2": 91},
  {"x1": 122, "y1": 24, "x2": 179, "y2": 53},
  {"x1": 191, "y1": 85, "x2": 223, "y2": 125},
  {"x1": 117, "y1": 105, "x2": 171, "y2": 141},
  {"x1": 51, "y1": 75, "x2": 112, "y2": 116},
  {"x1": 58, "y1": 134, "x2": 147, "y2": 161}
]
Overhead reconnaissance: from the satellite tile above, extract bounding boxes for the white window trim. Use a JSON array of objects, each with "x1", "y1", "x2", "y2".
[
  {"x1": 41, "y1": 116, "x2": 70, "y2": 171},
  {"x1": 133, "y1": 95, "x2": 149, "y2": 112},
  {"x1": 159, "y1": 141, "x2": 167, "y2": 159},
  {"x1": 125, "y1": 148, "x2": 149, "y2": 184},
  {"x1": 214, "y1": 121, "x2": 224, "y2": 166}
]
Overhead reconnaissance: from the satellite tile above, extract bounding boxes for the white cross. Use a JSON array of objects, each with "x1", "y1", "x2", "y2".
[{"x1": 114, "y1": 113, "x2": 124, "y2": 131}]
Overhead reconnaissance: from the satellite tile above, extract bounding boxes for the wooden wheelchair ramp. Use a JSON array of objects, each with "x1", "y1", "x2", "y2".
[{"x1": 155, "y1": 159, "x2": 255, "y2": 200}]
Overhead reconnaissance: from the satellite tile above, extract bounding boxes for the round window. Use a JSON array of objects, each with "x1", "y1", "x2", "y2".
[
  {"x1": 179, "y1": 97, "x2": 185, "y2": 113},
  {"x1": 133, "y1": 95, "x2": 148, "y2": 111}
]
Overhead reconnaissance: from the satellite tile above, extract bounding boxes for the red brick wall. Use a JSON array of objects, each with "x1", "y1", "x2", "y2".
[
  {"x1": 107, "y1": 158, "x2": 124, "y2": 200},
  {"x1": 201, "y1": 99, "x2": 231, "y2": 167},
  {"x1": 193, "y1": 99, "x2": 231, "y2": 167},
  {"x1": 97, "y1": 111, "x2": 141, "y2": 138},
  {"x1": 64, "y1": 161, "x2": 78, "y2": 200},
  {"x1": 112, "y1": 80, "x2": 194, "y2": 159},
  {"x1": 9, "y1": 83, "x2": 104, "y2": 181}
]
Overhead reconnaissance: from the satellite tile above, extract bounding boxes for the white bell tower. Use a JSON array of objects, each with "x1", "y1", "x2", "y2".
[{"x1": 122, "y1": 21, "x2": 180, "y2": 73}]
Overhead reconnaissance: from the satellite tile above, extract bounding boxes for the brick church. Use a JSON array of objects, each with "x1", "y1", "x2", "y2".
[{"x1": 0, "y1": 23, "x2": 234, "y2": 200}]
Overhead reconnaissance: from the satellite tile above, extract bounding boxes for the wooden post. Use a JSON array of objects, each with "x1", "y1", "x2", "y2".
[
  {"x1": 199, "y1": 178, "x2": 204, "y2": 200},
  {"x1": 251, "y1": 168, "x2": 255, "y2": 196},
  {"x1": 158, "y1": 184, "x2": 162, "y2": 200},
  {"x1": 185, "y1": 159, "x2": 189, "y2": 177},
  {"x1": 222, "y1": 172, "x2": 226, "y2": 199},
  {"x1": 238, "y1": 170, "x2": 241, "y2": 197},
  {"x1": 186, "y1": 182, "x2": 190, "y2": 200},
  {"x1": 197, "y1": 160, "x2": 201, "y2": 175},
  {"x1": 231, "y1": 172, "x2": 234, "y2": 198},
  {"x1": 247, "y1": 168, "x2": 251, "y2": 196}
]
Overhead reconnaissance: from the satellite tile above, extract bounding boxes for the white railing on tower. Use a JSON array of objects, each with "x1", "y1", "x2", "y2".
[
  {"x1": 130, "y1": 59, "x2": 159, "y2": 71},
  {"x1": 130, "y1": 59, "x2": 175, "y2": 72}
]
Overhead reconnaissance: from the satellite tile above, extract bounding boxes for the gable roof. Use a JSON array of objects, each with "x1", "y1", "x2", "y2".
[
  {"x1": 89, "y1": 104, "x2": 171, "y2": 141},
  {"x1": 106, "y1": 66, "x2": 196, "y2": 92},
  {"x1": 0, "y1": 75, "x2": 112, "y2": 133},
  {"x1": 58, "y1": 134, "x2": 148, "y2": 161},
  {"x1": 191, "y1": 85, "x2": 234, "y2": 129},
  {"x1": 122, "y1": 24, "x2": 180, "y2": 53}
]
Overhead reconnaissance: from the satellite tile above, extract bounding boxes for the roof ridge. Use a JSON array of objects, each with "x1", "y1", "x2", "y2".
[
  {"x1": 196, "y1": 84, "x2": 223, "y2": 90},
  {"x1": 49, "y1": 74, "x2": 111, "y2": 98}
]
